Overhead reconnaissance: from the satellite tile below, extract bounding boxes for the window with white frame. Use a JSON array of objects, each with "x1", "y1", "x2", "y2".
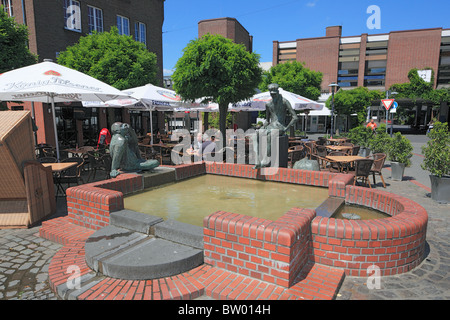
[
  {"x1": 135, "y1": 22, "x2": 147, "y2": 45},
  {"x1": 63, "y1": 0, "x2": 81, "y2": 32},
  {"x1": 117, "y1": 15, "x2": 130, "y2": 36},
  {"x1": 88, "y1": 6, "x2": 103, "y2": 33},
  {"x1": 1, "y1": 0, "x2": 13, "y2": 16}
]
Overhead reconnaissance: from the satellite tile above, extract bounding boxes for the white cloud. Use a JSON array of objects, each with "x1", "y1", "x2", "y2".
[
  {"x1": 306, "y1": 0, "x2": 318, "y2": 7},
  {"x1": 163, "y1": 68, "x2": 174, "y2": 76}
]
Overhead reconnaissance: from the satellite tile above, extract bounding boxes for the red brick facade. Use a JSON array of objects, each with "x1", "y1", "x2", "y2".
[
  {"x1": 6, "y1": 0, "x2": 164, "y2": 146},
  {"x1": 198, "y1": 17, "x2": 253, "y2": 52},
  {"x1": 385, "y1": 28, "x2": 442, "y2": 88},
  {"x1": 274, "y1": 26, "x2": 447, "y2": 91}
]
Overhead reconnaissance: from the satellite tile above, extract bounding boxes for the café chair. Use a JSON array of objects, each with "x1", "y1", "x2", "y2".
[
  {"x1": 353, "y1": 158, "x2": 375, "y2": 188},
  {"x1": 370, "y1": 153, "x2": 387, "y2": 188}
]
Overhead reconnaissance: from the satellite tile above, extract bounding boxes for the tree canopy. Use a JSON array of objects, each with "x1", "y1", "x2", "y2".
[
  {"x1": 0, "y1": 6, "x2": 37, "y2": 73},
  {"x1": 57, "y1": 27, "x2": 158, "y2": 90},
  {"x1": 326, "y1": 87, "x2": 383, "y2": 124},
  {"x1": 259, "y1": 61, "x2": 323, "y2": 101},
  {"x1": 390, "y1": 68, "x2": 450, "y2": 105},
  {"x1": 172, "y1": 33, "x2": 262, "y2": 140}
]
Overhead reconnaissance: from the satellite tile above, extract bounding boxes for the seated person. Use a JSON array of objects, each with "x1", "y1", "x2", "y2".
[
  {"x1": 97, "y1": 128, "x2": 111, "y2": 148},
  {"x1": 202, "y1": 135, "x2": 216, "y2": 154}
]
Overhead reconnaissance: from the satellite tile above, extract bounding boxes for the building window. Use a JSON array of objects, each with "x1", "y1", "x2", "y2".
[
  {"x1": 63, "y1": 0, "x2": 81, "y2": 32},
  {"x1": 364, "y1": 41, "x2": 388, "y2": 87},
  {"x1": 438, "y1": 36, "x2": 450, "y2": 86},
  {"x1": 338, "y1": 43, "x2": 360, "y2": 88},
  {"x1": 117, "y1": 15, "x2": 130, "y2": 36},
  {"x1": 1, "y1": 0, "x2": 13, "y2": 16},
  {"x1": 88, "y1": 6, "x2": 103, "y2": 33},
  {"x1": 135, "y1": 22, "x2": 147, "y2": 45}
]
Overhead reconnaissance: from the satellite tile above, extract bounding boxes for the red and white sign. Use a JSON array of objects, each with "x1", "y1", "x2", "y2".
[{"x1": 382, "y1": 99, "x2": 395, "y2": 111}]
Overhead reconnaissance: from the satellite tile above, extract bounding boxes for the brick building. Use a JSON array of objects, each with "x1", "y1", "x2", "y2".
[
  {"x1": 273, "y1": 26, "x2": 450, "y2": 127},
  {"x1": 2, "y1": 0, "x2": 165, "y2": 147},
  {"x1": 273, "y1": 26, "x2": 450, "y2": 91},
  {"x1": 197, "y1": 17, "x2": 257, "y2": 130}
]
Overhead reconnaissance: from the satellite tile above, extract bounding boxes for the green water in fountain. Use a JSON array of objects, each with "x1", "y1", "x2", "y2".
[
  {"x1": 332, "y1": 204, "x2": 391, "y2": 220},
  {"x1": 124, "y1": 174, "x2": 330, "y2": 227}
]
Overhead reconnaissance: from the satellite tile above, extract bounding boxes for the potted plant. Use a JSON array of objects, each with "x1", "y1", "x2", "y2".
[
  {"x1": 421, "y1": 121, "x2": 450, "y2": 203},
  {"x1": 369, "y1": 124, "x2": 390, "y2": 154},
  {"x1": 386, "y1": 132, "x2": 413, "y2": 181},
  {"x1": 348, "y1": 125, "x2": 374, "y2": 157}
]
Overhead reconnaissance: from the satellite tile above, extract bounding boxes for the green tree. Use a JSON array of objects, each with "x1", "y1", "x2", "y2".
[
  {"x1": 0, "y1": 6, "x2": 37, "y2": 73},
  {"x1": 172, "y1": 33, "x2": 262, "y2": 141},
  {"x1": 259, "y1": 61, "x2": 322, "y2": 100},
  {"x1": 325, "y1": 87, "x2": 383, "y2": 124},
  {"x1": 57, "y1": 27, "x2": 158, "y2": 90},
  {"x1": 389, "y1": 68, "x2": 450, "y2": 125}
]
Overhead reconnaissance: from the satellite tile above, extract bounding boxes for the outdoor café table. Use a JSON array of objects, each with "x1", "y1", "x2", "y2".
[
  {"x1": 326, "y1": 145, "x2": 353, "y2": 153},
  {"x1": 64, "y1": 146, "x2": 94, "y2": 157},
  {"x1": 327, "y1": 138, "x2": 347, "y2": 145},
  {"x1": 42, "y1": 162, "x2": 78, "y2": 196},
  {"x1": 325, "y1": 155, "x2": 365, "y2": 172}
]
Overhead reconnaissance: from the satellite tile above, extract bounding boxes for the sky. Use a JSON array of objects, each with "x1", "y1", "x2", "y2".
[{"x1": 162, "y1": 0, "x2": 450, "y2": 76}]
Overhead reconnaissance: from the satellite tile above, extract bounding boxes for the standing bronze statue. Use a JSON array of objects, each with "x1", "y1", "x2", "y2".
[
  {"x1": 109, "y1": 122, "x2": 159, "y2": 178},
  {"x1": 253, "y1": 83, "x2": 298, "y2": 169}
]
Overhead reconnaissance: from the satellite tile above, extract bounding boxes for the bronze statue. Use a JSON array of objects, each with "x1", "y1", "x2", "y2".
[
  {"x1": 253, "y1": 84, "x2": 298, "y2": 169},
  {"x1": 109, "y1": 122, "x2": 159, "y2": 178}
]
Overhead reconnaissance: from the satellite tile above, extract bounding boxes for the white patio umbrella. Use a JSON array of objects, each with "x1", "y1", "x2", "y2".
[
  {"x1": 83, "y1": 86, "x2": 265, "y2": 143},
  {"x1": 83, "y1": 84, "x2": 192, "y2": 144},
  {"x1": 0, "y1": 60, "x2": 130, "y2": 160},
  {"x1": 251, "y1": 88, "x2": 324, "y2": 111}
]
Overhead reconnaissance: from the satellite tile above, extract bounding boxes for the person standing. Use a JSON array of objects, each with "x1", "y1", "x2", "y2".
[{"x1": 366, "y1": 118, "x2": 377, "y2": 132}]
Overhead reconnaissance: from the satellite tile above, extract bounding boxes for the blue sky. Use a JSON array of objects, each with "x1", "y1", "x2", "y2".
[{"x1": 162, "y1": 0, "x2": 450, "y2": 75}]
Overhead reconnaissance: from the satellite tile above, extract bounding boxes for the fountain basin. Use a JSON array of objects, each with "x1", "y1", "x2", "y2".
[{"x1": 66, "y1": 162, "x2": 428, "y2": 281}]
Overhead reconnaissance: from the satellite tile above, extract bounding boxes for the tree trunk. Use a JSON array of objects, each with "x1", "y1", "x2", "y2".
[{"x1": 219, "y1": 103, "x2": 228, "y2": 145}]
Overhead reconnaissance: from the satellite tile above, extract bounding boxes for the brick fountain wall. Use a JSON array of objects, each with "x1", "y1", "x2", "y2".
[{"x1": 64, "y1": 162, "x2": 428, "y2": 285}]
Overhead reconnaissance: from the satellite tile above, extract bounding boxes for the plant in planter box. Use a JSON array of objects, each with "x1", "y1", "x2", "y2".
[
  {"x1": 386, "y1": 132, "x2": 413, "y2": 181},
  {"x1": 348, "y1": 125, "x2": 374, "y2": 157},
  {"x1": 421, "y1": 121, "x2": 450, "y2": 203}
]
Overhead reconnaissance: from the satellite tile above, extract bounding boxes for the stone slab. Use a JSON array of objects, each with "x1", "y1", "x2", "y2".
[
  {"x1": 84, "y1": 225, "x2": 149, "y2": 272},
  {"x1": 110, "y1": 209, "x2": 163, "y2": 234},
  {"x1": 315, "y1": 197, "x2": 345, "y2": 218},
  {"x1": 100, "y1": 237, "x2": 203, "y2": 280},
  {"x1": 84, "y1": 224, "x2": 203, "y2": 280},
  {"x1": 140, "y1": 166, "x2": 176, "y2": 189},
  {"x1": 154, "y1": 219, "x2": 204, "y2": 249}
]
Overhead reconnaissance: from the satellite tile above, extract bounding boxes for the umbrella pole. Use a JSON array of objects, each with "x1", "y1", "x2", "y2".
[
  {"x1": 50, "y1": 95, "x2": 61, "y2": 161},
  {"x1": 150, "y1": 108, "x2": 153, "y2": 145}
]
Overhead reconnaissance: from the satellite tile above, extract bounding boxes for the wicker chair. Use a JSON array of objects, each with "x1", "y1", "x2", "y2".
[
  {"x1": 288, "y1": 145, "x2": 305, "y2": 168},
  {"x1": 59, "y1": 158, "x2": 85, "y2": 186},
  {"x1": 351, "y1": 145, "x2": 361, "y2": 156},
  {"x1": 313, "y1": 145, "x2": 329, "y2": 169},
  {"x1": 370, "y1": 153, "x2": 387, "y2": 188},
  {"x1": 353, "y1": 159, "x2": 375, "y2": 188},
  {"x1": 87, "y1": 151, "x2": 111, "y2": 182},
  {"x1": 38, "y1": 157, "x2": 57, "y2": 163}
]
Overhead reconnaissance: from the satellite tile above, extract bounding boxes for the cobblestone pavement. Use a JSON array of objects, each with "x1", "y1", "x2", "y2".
[
  {"x1": 0, "y1": 134, "x2": 448, "y2": 300},
  {"x1": 0, "y1": 225, "x2": 61, "y2": 300}
]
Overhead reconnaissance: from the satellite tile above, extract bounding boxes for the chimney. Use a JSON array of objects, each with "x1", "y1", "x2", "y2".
[{"x1": 326, "y1": 26, "x2": 342, "y2": 37}]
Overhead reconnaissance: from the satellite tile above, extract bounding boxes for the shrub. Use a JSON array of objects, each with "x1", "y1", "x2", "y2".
[
  {"x1": 421, "y1": 121, "x2": 450, "y2": 178},
  {"x1": 386, "y1": 132, "x2": 413, "y2": 167}
]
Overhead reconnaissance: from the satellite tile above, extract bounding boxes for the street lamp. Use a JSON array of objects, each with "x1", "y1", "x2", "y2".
[{"x1": 329, "y1": 82, "x2": 339, "y2": 138}]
